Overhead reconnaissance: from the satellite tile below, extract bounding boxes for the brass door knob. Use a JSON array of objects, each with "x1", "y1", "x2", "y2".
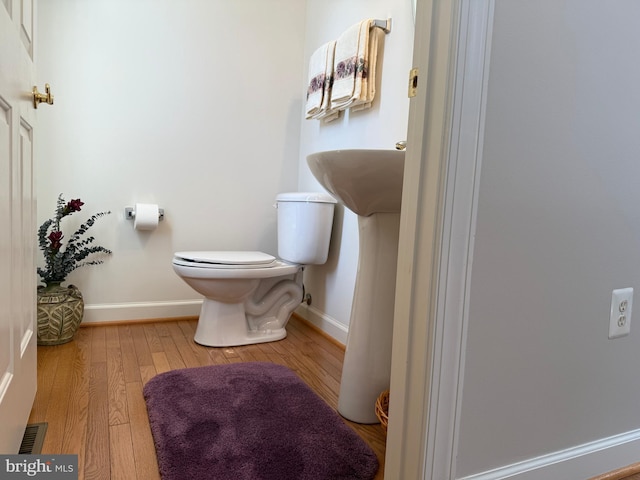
[{"x1": 33, "y1": 84, "x2": 54, "y2": 109}]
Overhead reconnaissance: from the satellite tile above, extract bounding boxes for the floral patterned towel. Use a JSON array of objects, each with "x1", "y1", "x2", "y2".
[
  {"x1": 305, "y1": 40, "x2": 338, "y2": 121},
  {"x1": 331, "y1": 19, "x2": 372, "y2": 112},
  {"x1": 306, "y1": 18, "x2": 383, "y2": 122},
  {"x1": 305, "y1": 42, "x2": 330, "y2": 118}
]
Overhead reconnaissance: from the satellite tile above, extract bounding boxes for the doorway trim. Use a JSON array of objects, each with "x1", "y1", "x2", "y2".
[{"x1": 385, "y1": 0, "x2": 495, "y2": 478}]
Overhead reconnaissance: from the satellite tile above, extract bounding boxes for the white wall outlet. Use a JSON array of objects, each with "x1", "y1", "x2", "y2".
[{"x1": 609, "y1": 287, "x2": 633, "y2": 339}]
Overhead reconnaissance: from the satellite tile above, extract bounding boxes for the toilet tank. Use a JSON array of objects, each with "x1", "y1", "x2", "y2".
[{"x1": 276, "y1": 192, "x2": 336, "y2": 265}]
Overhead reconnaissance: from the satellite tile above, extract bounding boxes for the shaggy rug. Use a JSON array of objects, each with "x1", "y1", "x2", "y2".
[{"x1": 143, "y1": 362, "x2": 379, "y2": 480}]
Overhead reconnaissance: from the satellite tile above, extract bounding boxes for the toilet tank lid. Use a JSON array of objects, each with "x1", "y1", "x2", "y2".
[
  {"x1": 276, "y1": 192, "x2": 336, "y2": 203},
  {"x1": 174, "y1": 251, "x2": 276, "y2": 266}
]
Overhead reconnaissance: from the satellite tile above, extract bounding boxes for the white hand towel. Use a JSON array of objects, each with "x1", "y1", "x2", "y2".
[
  {"x1": 312, "y1": 41, "x2": 340, "y2": 122},
  {"x1": 305, "y1": 42, "x2": 330, "y2": 119},
  {"x1": 330, "y1": 20, "x2": 370, "y2": 111}
]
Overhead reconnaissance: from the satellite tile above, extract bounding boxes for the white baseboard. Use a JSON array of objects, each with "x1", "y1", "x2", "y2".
[
  {"x1": 82, "y1": 300, "x2": 348, "y2": 348},
  {"x1": 459, "y1": 428, "x2": 640, "y2": 480},
  {"x1": 82, "y1": 299, "x2": 203, "y2": 324},
  {"x1": 295, "y1": 304, "x2": 348, "y2": 345}
]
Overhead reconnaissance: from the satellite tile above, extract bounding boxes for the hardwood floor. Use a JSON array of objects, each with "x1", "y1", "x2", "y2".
[
  {"x1": 27, "y1": 315, "x2": 386, "y2": 479},
  {"x1": 591, "y1": 465, "x2": 640, "y2": 480}
]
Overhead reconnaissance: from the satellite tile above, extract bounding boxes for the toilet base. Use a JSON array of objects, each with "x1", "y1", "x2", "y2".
[{"x1": 194, "y1": 298, "x2": 288, "y2": 347}]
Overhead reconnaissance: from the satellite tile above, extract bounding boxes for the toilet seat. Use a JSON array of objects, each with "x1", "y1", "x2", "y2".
[
  {"x1": 174, "y1": 251, "x2": 277, "y2": 269},
  {"x1": 172, "y1": 251, "x2": 301, "y2": 279}
]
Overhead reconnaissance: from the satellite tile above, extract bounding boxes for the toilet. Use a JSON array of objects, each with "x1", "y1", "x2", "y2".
[{"x1": 172, "y1": 192, "x2": 336, "y2": 347}]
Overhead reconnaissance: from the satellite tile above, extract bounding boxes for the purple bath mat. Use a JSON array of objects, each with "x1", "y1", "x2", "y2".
[{"x1": 143, "y1": 362, "x2": 379, "y2": 480}]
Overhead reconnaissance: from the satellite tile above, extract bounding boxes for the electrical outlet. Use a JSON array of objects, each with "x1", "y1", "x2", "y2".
[{"x1": 609, "y1": 288, "x2": 633, "y2": 339}]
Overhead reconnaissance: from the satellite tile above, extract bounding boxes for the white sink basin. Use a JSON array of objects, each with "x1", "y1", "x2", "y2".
[
  {"x1": 306, "y1": 149, "x2": 404, "y2": 216},
  {"x1": 306, "y1": 149, "x2": 405, "y2": 423}
]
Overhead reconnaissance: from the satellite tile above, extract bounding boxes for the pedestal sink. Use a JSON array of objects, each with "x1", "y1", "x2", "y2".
[{"x1": 307, "y1": 149, "x2": 404, "y2": 423}]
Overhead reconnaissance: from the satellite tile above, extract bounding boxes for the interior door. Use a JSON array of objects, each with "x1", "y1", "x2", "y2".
[{"x1": 0, "y1": 0, "x2": 38, "y2": 453}]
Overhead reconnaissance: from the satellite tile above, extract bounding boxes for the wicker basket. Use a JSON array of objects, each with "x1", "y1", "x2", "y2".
[{"x1": 375, "y1": 390, "x2": 390, "y2": 432}]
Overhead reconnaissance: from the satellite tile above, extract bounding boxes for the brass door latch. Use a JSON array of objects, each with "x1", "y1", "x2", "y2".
[
  {"x1": 408, "y1": 68, "x2": 418, "y2": 98},
  {"x1": 32, "y1": 84, "x2": 54, "y2": 109}
]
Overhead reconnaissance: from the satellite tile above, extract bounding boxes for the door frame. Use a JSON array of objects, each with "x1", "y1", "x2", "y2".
[{"x1": 384, "y1": 0, "x2": 494, "y2": 478}]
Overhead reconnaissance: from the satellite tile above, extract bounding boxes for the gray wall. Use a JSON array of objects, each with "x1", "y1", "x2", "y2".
[{"x1": 456, "y1": 0, "x2": 640, "y2": 476}]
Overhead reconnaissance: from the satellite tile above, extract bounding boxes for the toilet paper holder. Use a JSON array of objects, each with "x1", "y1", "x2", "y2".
[{"x1": 124, "y1": 206, "x2": 164, "y2": 221}]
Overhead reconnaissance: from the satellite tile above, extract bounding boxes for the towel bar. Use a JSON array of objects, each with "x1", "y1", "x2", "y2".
[{"x1": 372, "y1": 18, "x2": 392, "y2": 34}]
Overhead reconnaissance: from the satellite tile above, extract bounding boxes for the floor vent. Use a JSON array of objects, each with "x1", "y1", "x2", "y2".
[{"x1": 19, "y1": 422, "x2": 48, "y2": 454}]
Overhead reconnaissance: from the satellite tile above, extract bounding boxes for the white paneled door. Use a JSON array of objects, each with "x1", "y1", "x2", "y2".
[{"x1": 0, "y1": 0, "x2": 38, "y2": 453}]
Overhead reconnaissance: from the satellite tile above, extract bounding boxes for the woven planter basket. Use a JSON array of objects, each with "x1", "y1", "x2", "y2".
[
  {"x1": 375, "y1": 390, "x2": 390, "y2": 432},
  {"x1": 37, "y1": 284, "x2": 84, "y2": 345}
]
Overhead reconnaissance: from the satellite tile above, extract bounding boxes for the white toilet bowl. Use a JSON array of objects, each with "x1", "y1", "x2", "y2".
[
  {"x1": 173, "y1": 193, "x2": 336, "y2": 347},
  {"x1": 173, "y1": 251, "x2": 303, "y2": 347}
]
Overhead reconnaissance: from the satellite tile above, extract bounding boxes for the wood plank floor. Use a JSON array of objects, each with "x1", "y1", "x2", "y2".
[
  {"x1": 28, "y1": 315, "x2": 386, "y2": 479},
  {"x1": 592, "y1": 466, "x2": 640, "y2": 480}
]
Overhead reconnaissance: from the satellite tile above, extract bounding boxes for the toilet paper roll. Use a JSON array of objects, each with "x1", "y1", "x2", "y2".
[{"x1": 134, "y1": 203, "x2": 159, "y2": 231}]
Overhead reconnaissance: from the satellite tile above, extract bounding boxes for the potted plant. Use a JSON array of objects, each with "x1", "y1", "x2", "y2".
[{"x1": 36, "y1": 194, "x2": 111, "y2": 345}]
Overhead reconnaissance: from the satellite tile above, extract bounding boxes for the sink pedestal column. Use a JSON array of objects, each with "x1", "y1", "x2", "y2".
[{"x1": 338, "y1": 212, "x2": 400, "y2": 423}]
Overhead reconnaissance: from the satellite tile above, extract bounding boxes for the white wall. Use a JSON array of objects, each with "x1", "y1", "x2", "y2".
[
  {"x1": 36, "y1": 0, "x2": 307, "y2": 321},
  {"x1": 456, "y1": 1, "x2": 640, "y2": 477},
  {"x1": 296, "y1": 0, "x2": 414, "y2": 339},
  {"x1": 35, "y1": 0, "x2": 415, "y2": 331}
]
